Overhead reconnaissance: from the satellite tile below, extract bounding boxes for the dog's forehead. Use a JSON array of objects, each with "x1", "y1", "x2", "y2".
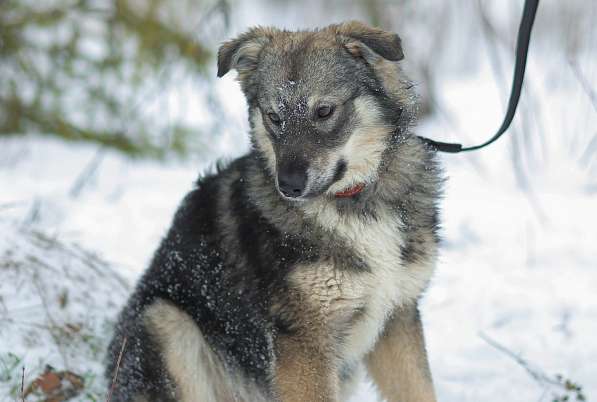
[{"x1": 258, "y1": 33, "x2": 355, "y2": 103}]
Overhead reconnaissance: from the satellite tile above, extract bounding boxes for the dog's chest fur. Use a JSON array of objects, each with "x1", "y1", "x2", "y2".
[{"x1": 296, "y1": 201, "x2": 434, "y2": 363}]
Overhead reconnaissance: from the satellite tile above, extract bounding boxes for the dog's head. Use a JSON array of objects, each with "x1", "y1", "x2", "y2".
[{"x1": 217, "y1": 22, "x2": 414, "y2": 201}]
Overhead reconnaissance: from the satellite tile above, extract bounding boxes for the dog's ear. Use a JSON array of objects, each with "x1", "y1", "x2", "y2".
[
  {"x1": 334, "y1": 21, "x2": 404, "y2": 63},
  {"x1": 217, "y1": 26, "x2": 278, "y2": 78}
]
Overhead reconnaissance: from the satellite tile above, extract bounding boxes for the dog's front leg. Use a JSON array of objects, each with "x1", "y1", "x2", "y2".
[
  {"x1": 366, "y1": 303, "x2": 436, "y2": 402},
  {"x1": 273, "y1": 333, "x2": 338, "y2": 402}
]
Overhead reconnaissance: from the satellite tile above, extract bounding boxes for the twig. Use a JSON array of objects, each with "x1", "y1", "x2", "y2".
[
  {"x1": 482, "y1": 333, "x2": 588, "y2": 401},
  {"x1": 480, "y1": 332, "x2": 557, "y2": 386},
  {"x1": 21, "y1": 366, "x2": 25, "y2": 402},
  {"x1": 105, "y1": 337, "x2": 127, "y2": 402},
  {"x1": 579, "y1": 132, "x2": 597, "y2": 167},
  {"x1": 69, "y1": 148, "x2": 106, "y2": 198},
  {"x1": 568, "y1": 59, "x2": 597, "y2": 115},
  {"x1": 21, "y1": 199, "x2": 41, "y2": 227},
  {"x1": 31, "y1": 277, "x2": 69, "y2": 368},
  {"x1": 568, "y1": 59, "x2": 597, "y2": 166},
  {"x1": 0, "y1": 317, "x2": 65, "y2": 331}
]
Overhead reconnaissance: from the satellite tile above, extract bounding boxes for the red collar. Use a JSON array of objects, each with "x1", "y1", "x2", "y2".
[{"x1": 335, "y1": 183, "x2": 365, "y2": 198}]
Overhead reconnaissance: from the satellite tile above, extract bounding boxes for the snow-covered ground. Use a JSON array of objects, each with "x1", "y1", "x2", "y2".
[
  {"x1": 0, "y1": 216, "x2": 130, "y2": 401},
  {"x1": 2, "y1": 117, "x2": 595, "y2": 401},
  {"x1": 2, "y1": 1, "x2": 596, "y2": 401}
]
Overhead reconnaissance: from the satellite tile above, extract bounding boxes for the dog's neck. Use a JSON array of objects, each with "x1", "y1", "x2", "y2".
[{"x1": 247, "y1": 134, "x2": 437, "y2": 232}]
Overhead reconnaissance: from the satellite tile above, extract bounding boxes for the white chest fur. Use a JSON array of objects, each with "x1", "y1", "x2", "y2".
[{"x1": 298, "y1": 202, "x2": 434, "y2": 363}]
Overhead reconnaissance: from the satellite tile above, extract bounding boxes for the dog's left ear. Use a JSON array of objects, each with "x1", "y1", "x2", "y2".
[
  {"x1": 217, "y1": 26, "x2": 278, "y2": 78},
  {"x1": 334, "y1": 21, "x2": 404, "y2": 63}
]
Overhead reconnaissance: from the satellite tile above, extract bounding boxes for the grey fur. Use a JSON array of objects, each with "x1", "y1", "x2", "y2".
[{"x1": 106, "y1": 21, "x2": 442, "y2": 402}]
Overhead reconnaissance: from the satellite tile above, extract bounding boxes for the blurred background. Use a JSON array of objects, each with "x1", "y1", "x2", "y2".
[{"x1": 1, "y1": 1, "x2": 595, "y2": 401}]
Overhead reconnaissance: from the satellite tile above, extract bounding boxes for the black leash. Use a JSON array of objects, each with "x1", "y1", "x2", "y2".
[{"x1": 418, "y1": 0, "x2": 540, "y2": 153}]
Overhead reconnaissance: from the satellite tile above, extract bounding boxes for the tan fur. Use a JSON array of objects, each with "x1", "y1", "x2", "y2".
[
  {"x1": 288, "y1": 263, "x2": 367, "y2": 333},
  {"x1": 366, "y1": 305, "x2": 437, "y2": 402},
  {"x1": 234, "y1": 40, "x2": 268, "y2": 82},
  {"x1": 144, "y1": 300, "x2": 268, "y2": 402},
  {"x1": 251, "y1": 109, "x2": 277, "y2": 174},
  {"x1": 326, "y1": 96, "x2": 390, "y2": 195},
  {"x1": 374, "y1": 59, "x2": 411, "y2": 104},
  {"x1": 298, "y1": 202, "x2": 434, "y2": 363},
  {"x1": 274, "y1": 335, "x2": 338, "y2": 402},
  {"x1": 269, "y1": 286, "x2": 340, "y2": 402}
]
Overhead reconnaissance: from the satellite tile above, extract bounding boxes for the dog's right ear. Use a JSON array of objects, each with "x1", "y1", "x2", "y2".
[{"x1": 217, "y1": 27, "x2": 278, "y2": 78}]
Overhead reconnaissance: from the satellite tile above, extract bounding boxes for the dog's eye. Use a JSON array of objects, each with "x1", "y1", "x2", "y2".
[
  {"x1": 268, "y1": 112, "x2": 281, "y2": 125},
  {"x1": 316, "y1": 105, "x2": 334, "y2": 119}
]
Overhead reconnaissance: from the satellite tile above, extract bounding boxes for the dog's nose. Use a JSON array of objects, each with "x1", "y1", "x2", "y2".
[{"x1": 278, "y1": 170, "x2": 307, "y2": 198}]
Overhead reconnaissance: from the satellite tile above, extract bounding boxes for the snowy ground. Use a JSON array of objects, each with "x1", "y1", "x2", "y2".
[
  {"x1": 0, "y1": 216, "x2": 129, "y2": 401},
  {"x1": 2, "y1": 1, "x2": 597, "y2": 400},
  {"x1": 1, "y1": 127, "x2": 595, "y2": 402}
]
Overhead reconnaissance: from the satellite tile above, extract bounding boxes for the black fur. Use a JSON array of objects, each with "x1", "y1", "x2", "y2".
[
  {"x1": 106, "y1": 22, "x2": 442, "y2": 401},
  {"x1": 106, "y1": 156, "x2": 327, "y2": 400}
]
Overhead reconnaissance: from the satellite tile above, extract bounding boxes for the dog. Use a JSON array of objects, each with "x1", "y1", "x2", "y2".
[{"x1": 106, "y1": 21, "x2": 442, "y2": 402}]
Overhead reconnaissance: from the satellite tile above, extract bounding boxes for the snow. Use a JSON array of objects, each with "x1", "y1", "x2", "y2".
[
  {"x1": 2, "y1": 0, "x2": 597, "y2": 400},
  {"x1": 2, "y1": 128, "x2": 595, "y2": 402},
  {"x1": 0, "y1": 215, "x2": 129, "y2": 400}
]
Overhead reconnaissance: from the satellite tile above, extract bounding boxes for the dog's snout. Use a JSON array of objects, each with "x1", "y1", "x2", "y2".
[{"x1": 278, "y1": 165, "x2": 308, "y2": 198}]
